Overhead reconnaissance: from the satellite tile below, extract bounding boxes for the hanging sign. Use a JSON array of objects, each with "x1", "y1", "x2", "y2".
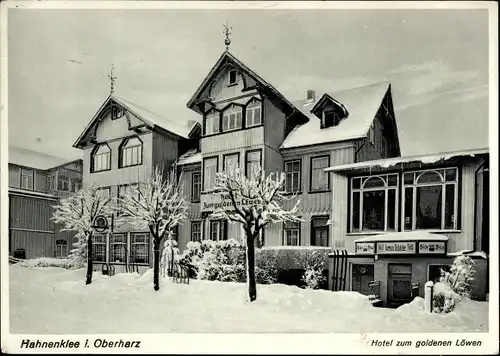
[
  {"x1": 377, "y1": 241, "x2": 416, "y2": 254},
  {"x1": 418, "y1": 241, "x2": 446, "y2": 254}
]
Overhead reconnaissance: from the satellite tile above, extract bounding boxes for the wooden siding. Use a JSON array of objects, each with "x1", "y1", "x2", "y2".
[
  {"x1": 152, "y1": 131, "x2": 179, "y2": 173},
  {"x1": 83, "y1": 132, "x2": 154, "y2": 189},
  {"x1": 9, "y1": 194, "x2": 55, "y2": 231},
  {"x1": 330, "y1": 173, "x2": 349, "y2": 249},
  {"x1": 208, "y1": 67, "x2": 258, "y2": 103},
  {"x1": 355, "y1": 138, "x2": 383, "y2": 163},
  {"x1": 201, "y1": 126, "x2": 264, "y2": 155},
  {"x1": 263, "y1": 97, "x2": 286, "y2": 150},
  {"x1": 264, "y1": 147, "x2": 283, "y2": 175},
  {"x1": 95, "y1": 110, "x2": 134, "y2": 142},
  {"x1": 10, "y1": 230, "x2": 56, "y2": 259}
]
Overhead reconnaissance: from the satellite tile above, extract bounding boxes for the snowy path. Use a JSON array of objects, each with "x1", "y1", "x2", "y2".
[{"x1": 9, "y1": 265, "x2": 488, "y2": 334}]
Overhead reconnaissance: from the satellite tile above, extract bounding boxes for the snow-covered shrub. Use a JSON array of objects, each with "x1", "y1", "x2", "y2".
[
  {"x1": 432, "y1": 254, "x2": 476, "y2": 313},
  {"x1": 20, "y1": 257, "x2": 81, "y2": 269},
  {"x1": 196, "y1": 239, "x2": 246, "y2": 282},
  {"x1": 255, "y1": 249, "x2": 280, "y2": 284},
  {"x1": 67, "y1": 231, "x2": 87, "y2": 268},
  {"x1": 433, "y1": 282, "x2": 460, "y2": 313},
  {"x1": 296, "y1": 250, "x2": 328, "y2": 289},
  {"x1": 440, "y1": 254, "x2": 476, "y2": 299}
]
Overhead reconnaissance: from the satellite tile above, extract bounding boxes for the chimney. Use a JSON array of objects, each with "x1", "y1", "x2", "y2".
[{"x1": 306, "y1": 89, "x2": 316, "y2": 101}]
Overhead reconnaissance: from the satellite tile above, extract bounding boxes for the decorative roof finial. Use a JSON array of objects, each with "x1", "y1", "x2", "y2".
[
  {"x1": 108, "y1": 64, "x2": 117, "y2": 95},
  {"x1": 223, "y1": 21, "x2": 232, "y2": 51}
]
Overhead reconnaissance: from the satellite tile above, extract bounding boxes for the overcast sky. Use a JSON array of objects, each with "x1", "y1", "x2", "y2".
[{"x1": 7, "y1": 8, "x2": 489, "y2": 160}]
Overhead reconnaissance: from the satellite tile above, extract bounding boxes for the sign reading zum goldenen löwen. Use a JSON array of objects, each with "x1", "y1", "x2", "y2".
[{"x1": 201, "y1": 193, "x2": 258, "y2": 212}]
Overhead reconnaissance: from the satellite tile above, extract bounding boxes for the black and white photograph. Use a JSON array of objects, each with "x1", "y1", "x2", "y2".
[{"x1": 1, "y1": 1, "x2": 498, "y2": 354}]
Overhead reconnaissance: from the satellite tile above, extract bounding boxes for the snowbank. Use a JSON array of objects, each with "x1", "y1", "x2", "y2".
[{"x1": 8, "y1": 265, "x2": 489, "y2": 334}]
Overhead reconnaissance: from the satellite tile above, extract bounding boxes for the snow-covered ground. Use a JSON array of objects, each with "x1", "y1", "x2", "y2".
[{"x1": 9, "y1": 264, "x2": 488, "y2": 334}]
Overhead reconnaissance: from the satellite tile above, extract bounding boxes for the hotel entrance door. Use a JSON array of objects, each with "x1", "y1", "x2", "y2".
[{"x1": 387, "y1": 264, "x2": 412, "y2": 307}]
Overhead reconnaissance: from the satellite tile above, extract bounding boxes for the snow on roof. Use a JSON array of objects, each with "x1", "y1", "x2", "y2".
[
  {"x1": 325, "y1": 147, "x2": 489, "y2": 172},
  {"x1": 8, "y1": 187, "x2": 58, "y2": 200},
  {"x1": 447, "y1": 250, "x2": 488, "y2": 259},
  {"x1": 177, "y1": 149, "x2": 202, "y2": 166},
  {"x1": 112, "y1": 96, "x2": 190, "y2": 139},
  {"x1": 354, "y1": 231, "x2": 449, "y2": 243},
  {"x1": 8, "y1": 146, "x2": 79, "y2": 171},
  {"x1": 281, "y1": 82, "x2": 390, "y2": 149}
]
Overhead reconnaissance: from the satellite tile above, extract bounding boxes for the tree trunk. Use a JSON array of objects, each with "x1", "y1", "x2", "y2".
[
  {"x1": 246, "y1": 233, "x2": 257, "y2": 302},
  {"x1": 86, "y1": 232, "x2": 93, "y2": 285},
  {"x1": 153, "y1": 238, "x2": 161, "y2": 291}
]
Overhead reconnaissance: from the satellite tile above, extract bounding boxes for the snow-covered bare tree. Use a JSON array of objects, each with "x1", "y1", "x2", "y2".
[
  {"x1": 210, "y1": 164, "x2": 303, "y2": 302},
  {"x1": 116, "y1": 167, "x2": 188, "y2": 291},
  {"x1": 52, "y1": 187, "x2": 114, "y2": 285}
]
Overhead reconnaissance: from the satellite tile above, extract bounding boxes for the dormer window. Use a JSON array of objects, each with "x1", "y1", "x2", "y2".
[
  {"x1": 228, "y1": 69, "x2": 237, "y2": 86},
  {"x1": 310, "y1": 93, "x2": 349, "y2": 129},
  {"x1": 322, "y1": 110, "x2": 342, "y2": 128}
]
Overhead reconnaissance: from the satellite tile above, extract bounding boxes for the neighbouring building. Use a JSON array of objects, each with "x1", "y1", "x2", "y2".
[
  {"x1": 73, "y1": 94, "x2": 201, "y2": 273},
  {"x1": 8, "y1": 146, "x2": 83, "y2": 259},
  {"x1": 325, "y1": 148, "x2": 489, "y2": 306}
]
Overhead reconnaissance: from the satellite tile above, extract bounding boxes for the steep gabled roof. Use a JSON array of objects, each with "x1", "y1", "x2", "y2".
[
  {"x1": 9, "y1": 146, "x2": 82, "y2": 171},
  {"x1": 186, "y1": 51, "x2": 306, "y2": 121},
  {"x1": 73, "y1": 95, "x2": 190, "y2": 148},
  {"x1": 281, "y1": 82, "x2": 392, "y2": 149}
]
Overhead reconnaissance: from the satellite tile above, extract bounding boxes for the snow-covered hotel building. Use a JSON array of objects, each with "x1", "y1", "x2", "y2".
[{"x1": 74, "y1": 50, "x2": 489, "y2": 305}]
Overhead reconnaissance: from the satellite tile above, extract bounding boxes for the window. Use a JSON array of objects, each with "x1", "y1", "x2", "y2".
[
  {"x1": 55, "y1": 240, "x2": 68, "y2": 258},
  {"x1": 203, "y1": 157, "x2": 218, "y2": 191},
  {"x1": 222, "y1": 105, "x2": 243, "y2": 132},
  {"x1": 130, "y1": 233, "x2": 149, "y2": 264},
  {"x1": 228, "y1": 69, "x2": 237, "y2": 85},
  {"x1": 403, "y1": 168, "x2": 458, "y2": 231},
  {"x1": 350, "y1": 174, "x2": 398, "y2": 233},
  {"x1": 117, "y1": 184, "x2": 139, "y2": 214},
  {"x1": 283, "y1": 221, "x2": 300, "y2": 246},
  {"x1": 109, "y1": 233, "x2": 127, "y2": 263},
  {"x1": 47, "y1": 175, "x2": 55, "y2": 191},
  {"x1": 97, "y1": 186, "x2": 111, "y2": 198},
  {"x1": 20, "y1": 168, "x2": 34, "y2": 190},
  {"x1": 205, "y1": 111, "x2": 220, "y2": 135},
  {"x1": 210, "y1": 220, "x2": 227, "y2": 241},
  {"x1": 71, "y1": 179, "x2": 82, "y2": 192},
  {"x1": 246, "y1": 101, "x2": 262, "y2": 127},
  {"x1": 111, "y1": 105, "x2": 123, "y2": 120},
  {"x1": 171, "y1": 226, "x2": 179, "y2": 242},
  {"x1": 311, "y1": 216, "x2": 329, "y2": 246},
  {"x1": 369, "y1": 123, "x2": 375, "y2": 145},
  {"x1": 310, "y1": 155, "x2": 330, "y2": 191},
  {"x1": 120, "y1": 137, "x2": 143, "y2": 168},
  {"x1": 322, "y1": 110, "x2": 341, "y2": 128},
  {"x1": 285, "y1": 160, "x2": 301, "y2": 193},
  {"x1": 58, "y1": 176, "x2": 69, "y2": 191},
  {"x1": 191, "y1": 221, "x2": 202, "y2": 242},
  {"x1": 191, "y1": 173, "x2": 201, "y2": 202},
  {"x1": 223, "y1": 153, "x2": 240, "y2": 174},
  {"x1": 91, "y1": 143, "x2": 111, "y2": 172},
  {"x1": 92, "y1": 233, "x2": 106, "y2": 262},
  {"x1": 245, "y1": 150, "x2": 262, "y2": 179}
]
